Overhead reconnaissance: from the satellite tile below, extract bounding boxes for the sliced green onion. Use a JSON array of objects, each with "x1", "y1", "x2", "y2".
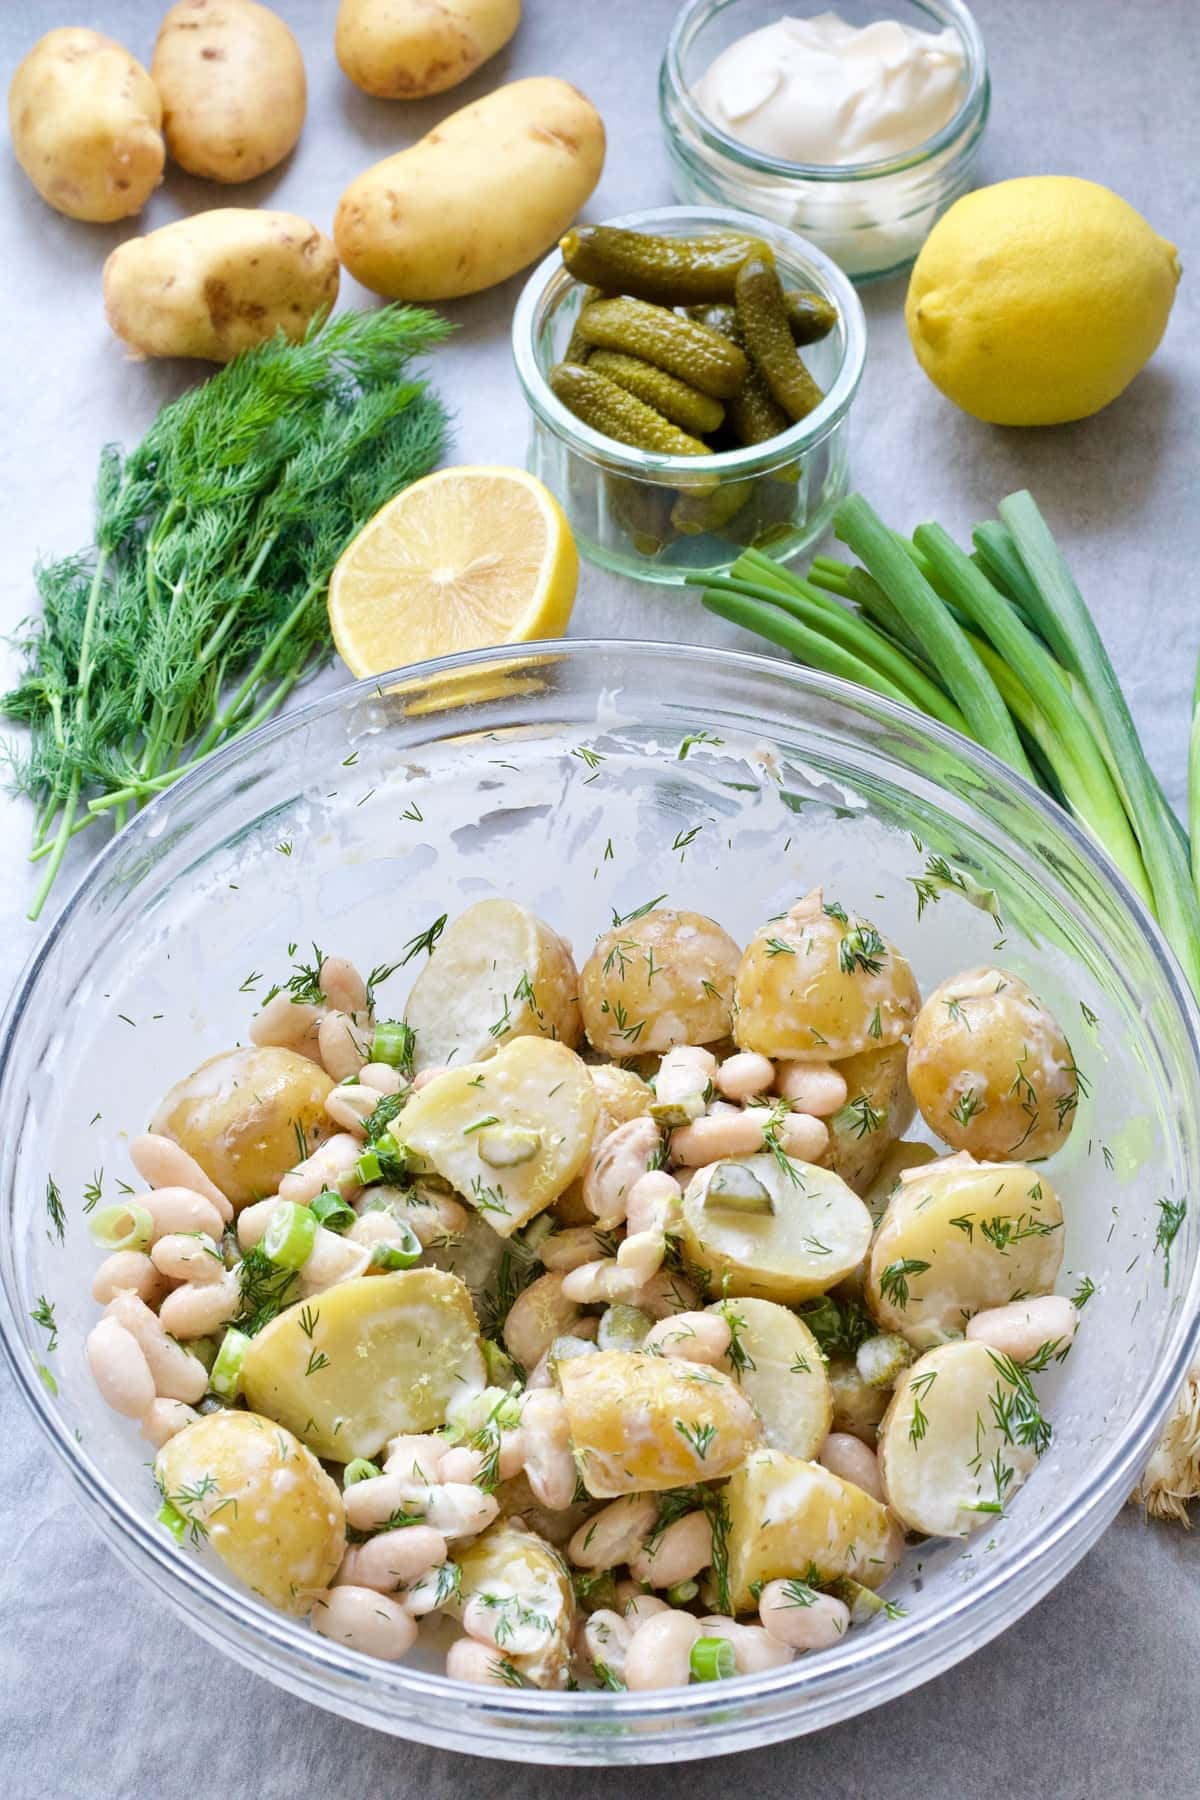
[
  {"x1": 368, "y1": 1221, "x2": 422, "y2": 1269},
  {"x1": 210, "y1": 1327, "x2": 251, "y2": 1399},
  {"x1": 157, "y1": 1499, "x2": 187, "y2": 1544},
  {"x1": 344, "y1": 1457, "x2": 382, "y2": 1486},
  {"x1": 310, "y1": 1190, "x2": 356, "y2": 1234},
  {"x1": 89, "y1": 1202, "x2": 153, "y2": 1252},
  {"x1": 262, "y1": 1202, "x2": 318, "y2": 1270},
  {"x1": 690, "y1": 1636, "x2": 735, "y2": 1682},
  {"x1": 667, "y1": 1580, "x2": 700, "y2": 1605},
  {"x1": 372, "y1": 1019, "x2": 415, "y2": 1071},
  {"x1": 482, "y1": 1339, "x2": 518, "y2": 1386},
  {"x1": 355, "y1": 1130, "x2": 405, "y2": 1187}
]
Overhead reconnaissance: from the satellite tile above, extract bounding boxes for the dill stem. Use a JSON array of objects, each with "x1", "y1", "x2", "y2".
[
  {"x1": 194, "y1": 578, "x2": 321, "y2": 759},
  {"x1": 28, "y1": 809, "x2": 100, "y2": 862},
  {"x1": 195, "y1": 531, "x2": 279, "y2": 676}
]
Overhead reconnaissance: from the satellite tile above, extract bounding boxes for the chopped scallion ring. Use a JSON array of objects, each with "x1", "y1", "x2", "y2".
[
  {"x1": 157, "y1": 1498, "x2": 187, "y2": 1544},
  {"x1": 690, "y1": 1636, "x2": 735, "y2": 1682},
  {"x1": 666, "y1": 1580, "x2": 699, "y2": 1605},
  {"x1": 344, "y1": 1457, "x2": 382, "y2": 1486},
  {"x1": 89, "y1": 1202, "x2": 153, "y2": 1252},
  {"x1": 210, "y1": 1327, "x2": 252, "y2": 1399},
  {"x1": 372, "y1": 1020, "x2": 415, "y2": 1071},
  {"x1": 262, "y1": 1202, "x2": 318, "y2": 1270},
  {"x1": 368, "y1": 1222, "x2": 422, "y2": 1270},
  {"x1": 355, "y1": 1131, "x2": 405, "y2": 1188},
  {"x1": 310, "y1": 1190, "x2": 356, "y2": 1234}
]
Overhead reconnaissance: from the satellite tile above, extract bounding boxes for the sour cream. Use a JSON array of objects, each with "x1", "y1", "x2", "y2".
[{"x1": 693, "y1": 11, "x2": 967, "y2": 166}]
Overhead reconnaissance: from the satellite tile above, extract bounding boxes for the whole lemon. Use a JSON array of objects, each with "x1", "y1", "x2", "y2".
[{"x1": 905, "y1": 176, "x2": 1180, "y2": 426}]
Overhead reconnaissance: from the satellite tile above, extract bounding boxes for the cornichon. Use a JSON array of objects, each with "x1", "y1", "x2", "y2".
[
  {"x1": 564, "y1": 284, "x2": 604, "y2": 365},
  {"x1": 576, "y1": 297, "x2": 749, "y2": 399},
  {"x1": 586, "y1": 350, "x2": 725, "y2": 436},
  {"x1": 735, "y1": 257, "x2": 825, "y2": 423},
  {"x1": 784, "y1": 289, "x2": 839, "y2": 345},
  {"x1": 671, "y1": 478, "x2": 756, "y2": 538},
  {"x1": 549, "y1": 362, "x2": 714, "y2": 458},
  {"x1": 561, "y1": 225, "x2": 771, "y2": 304},
  {"x1": 693, "y1": 303, "x2": 792, "y2": 448}
]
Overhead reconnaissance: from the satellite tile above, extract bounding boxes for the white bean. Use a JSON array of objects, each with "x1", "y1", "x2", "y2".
[
  {"x1": 773, "y1": 1061, "x2": 849, "y2": 1117},
  {"x1": 503, "y1": 1271, "x2": 581, "y2": 1370},
  {"x1": 158, "y1": 1270, "x2": 241, "y2": 1339},
  {"x1": 655, "y1": 1046, "x2": 716, "y2": 1112},
  {"x1": 583, "y1": 1609, "x2": 632, "y2": 1683},
  {"x1": 698, "y1": 1615, "x2": 795, "y2": 1671},
  {"x1": 104, "y1": 1291, "x2": 207, "y2": 1403},
  {"x1": 715, "y1": 1052, "x2": 775, "y2": 1102},
  {"x1": 319, "y1": 1011, "x2": 370, "y2": 1083},
  {"x1": 624, "y1": 1610, "x2": 700, "y2": 1690},
  {"x1": 412, "y1": 1064, "x2": 451, "y2": 1091},
  {"x1": 402, "y1": 1189, "x2": 470, "y2": 1246},
  {"x1": 383, "y1": 1434, "x2": 448, "y2": 1482},
  {"x1": 438, "y1": 1446, "x2": 485, "y2": 1485},
  {"x1": 150, "y1": 1232, "x2": 225, "y2": 1284},
  {"x1": 757, "y1": 1583, "x2": 849, "y2": 1652},
  {"x1": 325, "y1": 1084, "x2": 379, "y2": 1136},
  {"x1": 966, "y1": 1295, "x2": 1078, "y2": 1364},
  {"x1": 359, "y1": 1062, "x2": 403, "y2": 1095},
  {"x1": 91, "y1": 1250, "x2": 167, "y2": 1308},
  {"x1": 616, "y1": 1230, "x2": 665, "y2": 1284},
  {"x1": 236, "y1": 1196, "x2": 280, "y2": 1250},
  {"x1": 419, "y1": 1483, "x2": 499, "y2": 1539},
  {"x1": 633, "y1": 1268, "x2": 700, "y2": 1319},
  {"x1": 583, "y1": 1117, "x2": 663, "y2": 1229},
  {"x1": 623, "y1": 1592, "x2": 672, "y2": 1626},
  {"x1": 297, "y1": 1227, "x2": 371, "y2": 1297},
  {"x1": 560, "y1": 1259, "x2": 644, "y2": 1306},
  {"x1": 86, "y1": 1318, "x2": 155, "y2": 1418},
  {"x1": 818, "y1": 1432, "x2": 885, "y2": 1503},
  {"x1": 250, "y1": 993, "x2": 324, "y2": 1061},
  {"x1": 141, "y1": 1186, "x2": 225, "y2": 1244},
  {"x1": 139, "y1": 1398, "x2": 198, "y2": 1448},
  {"x1": 642, "y1": 1310, "x2": 731, "y2": 1366},
  {"x1": 446, "y1": 1636, "x2": 514, "y2": 1686},
  {"x1": 521, "y1": 1389, "x2": 577, "y2": 1511},
  {"x1": 568, "y1": 1493, "x2": 658, "y2": 1570},
  {"x1": 278, "y1": 1133, "x2": 361, "y2": 1206},
  {"x1": 335, "y1": 1527, "x2": 447, "y2": 1592},
  {"x1": 129, "y1": 1133, "x2": 233, "y2": 1223},
  {"x1": 319, "y1": 955, "x2": 371, "y2": 1016},
  {"x1": 624, "y1": 1170, "x2": 683, "y2": 1238},
  {"x1": 312, "y1": 1586, "x2": 417, "y2": 1661},
  {"x1": 540, "y1": 1225, "x2": 611, "y2": 1273},
  {"x1": 780, "y1": 1112, "x2": 830, "y2": 1161},
  {"x1": 629, "y1": 1512, "x2": 712, "y2": 1588}
]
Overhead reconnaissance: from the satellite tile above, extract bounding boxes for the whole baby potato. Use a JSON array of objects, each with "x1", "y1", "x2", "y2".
[
  {"x1": 151, "y1": 1045, "x2": 334, "y2": 1204},
  {"x1": 334, "y1": 76, "x2": 605, "y2": 301},
  {"x1": 579, "y1": 907, "x2": 741, "y2": 1056},
  {"x1": 826, "y1": 1039, "x2": 915, "y2": 1194},
  {"x1": 8, "y1": 28, "x2": 164, "y2": 222},
  {"x1": 336, "y1": 0, "x2": 521, "y2": 100},
  {"x1": 102, "y1": 209, "x2": 339, "y2": 361},
  {"x1": 152, "y1": 0, "x2": 307, "y2": 184}
]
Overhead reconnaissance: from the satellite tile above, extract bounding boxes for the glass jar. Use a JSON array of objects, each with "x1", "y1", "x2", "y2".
[
  {"x1": 660, "y1": 0, "x2": 990, "y2": 282},
  {"x1": 511, "y1": 204, "x2": 866, "y2": 585}
]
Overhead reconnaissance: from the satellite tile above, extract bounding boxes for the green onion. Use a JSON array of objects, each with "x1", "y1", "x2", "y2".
[
  {"x1": 699, "y1": 585, "x2": 915, "y2": 710},
  {"x1": 368, "y1": 1222, "x2": 422, "y2": 1269},
  {"x1": 262, "y1": 1202, "x2": 318, "y2": 1270},
  {"x1": 666, "y1": 1580, "x2": 700, "y2": 1605},
  {"x1": 372, "y1": 1020, "x2": 415, "y2": 1072},
  {"x1": 89, "y1": 1202, "x2": 153, "y2": 1252},
  {"x1": 355, "y1": 1130, "x2": 405, "y2": 1187},
  {"x1": 690, "y1": 1636, "x2": 735, "y2": 1682},
  {"x1": 210, "y1": 1327, "x2": 251, "y2": 1399},
  {"x1": 344, "y1": 1457, "x2": 382, "y2": 1486},
  {"x1": 310, "y1": 1190, "x2": 356, "y2": 1234},
  {"x1": 157, "y1": 1499, "x2": 187, "y2": 1544}
]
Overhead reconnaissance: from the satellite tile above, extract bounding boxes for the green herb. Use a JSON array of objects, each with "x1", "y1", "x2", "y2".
[
  {"x1": 1070, "y1": 1274, "x2": 1096, "y2": 1309},
  {"x1": 236, "y1": 1244, "x2": 299, "y2": 1336},
  {"x1": 986, "y1": 1351, "x2": 1052, "y2": 1456},
  {"x1": 878, "y1": 1258, "x2": 930, "y2": 1312},
  {"x1": 979, "y1": 1213, "x2": 1058, "y2": 1253},
  {"x1": 610, "y1": 894, "x2": 668, "y2": 928},
  {"x1": 364, "y1": 1090, "x2": 407, "y2": 1143},
  {"x1": 646, "y1": 1486, "x2": 732, "y2": 1615},
  {"x1": 797, "y1": 1293, "x2": 872, "y2": 1358},
  {"x1": 908, "y1": 1369, "x2": 937, "y2": 1446},
  {"x1": 764, "y1": 937, "x2": 795, "y2": 957},
  {"x1": 1154, "y1": 1197, "x2": 1186, "y2": 1284},
  {"x1": 30, "y1": 1294, "x2": 58, "y2": 1352},
  {"x1": 674, "y1": 1418, "x2": 716, "y2": 1461},
  {"x1": 401, "y1": 913, "x2": 447, "y2": 964},
  {"x1": 950, "y1": 1088, "x2": 984, "y2": 1129},
  {"x1": 677, "y1": 730, "x2": 723, "y2": 758},
  {"x1": 719, "y1": 1299, "x2": 756, "y2": 1379},
  {"x1": 837, "y1": 922, "x2": 886, "y2": 977},
  {"x1": 45, "y1": 1176, "x2": 65, "y2": 1243},
  {"x1": 831, "y1": 1094, "x2": 884, "y2": 1140}
]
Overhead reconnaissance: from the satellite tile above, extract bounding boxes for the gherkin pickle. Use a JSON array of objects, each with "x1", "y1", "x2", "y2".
[
  {"x1": 735, "y1": 257, "x2": 825, "y2": 423},
  {"x1": 560, "y1": 225, "x2": 770, "y2": 304},
  {"x1": 576, "y1": 296, "x2": 749, "y2": 399},
  {"x1": 550, "y1": 362, "x2": 714, "y2": 459},
  {"x1": 783, "y1": 288, "x2": 839, "y2": 345},
  {"x1": 586, "y1": 350, "x2": 725, "y2": 436}
]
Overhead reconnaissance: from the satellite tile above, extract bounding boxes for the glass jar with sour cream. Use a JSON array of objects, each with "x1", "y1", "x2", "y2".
[{"x1": 660, "y1": 0, "x2": 990, "y2": 282}]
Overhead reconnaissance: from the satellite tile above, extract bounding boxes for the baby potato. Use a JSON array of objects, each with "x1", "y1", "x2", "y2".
[
  {"x1": 907, "y1": 966, "x2": 1080, "y2": 1160},
  {"x1": 826, "y1": 1040, "x2": 915, "y2": 1194},
  {"x1": 152, "y1": 0, "x2": 306, "y2": 184},
  {"x1": 711, "y1": 1296, "x2": 832, "y2": 1459},
  {"x1": 8, "y1": 28, "x2": 163, "y2": 222},
  {"x1": 240, "y1": 1270, "x2": 486, "y2": 1460},
  {"x1": 151, "y1": 1045, "x2": 333, "y2": 1206},
  {"x1": 334, "y1": 77, "x2": 605, "y2": 301},
  {"x1": 878, "y1": 1339, "x2": 1044, "y2": 1536},
  {"x1": 155, "y1": 1410, "x2": 345, "y2": 1612},
  {"x1": 579, "y1": 908, "x2": 741, "y2": 1056},
  {"x1": 723, "y1": 1448, "x2": 894, "y2": 1611},
  {"x1": 102, "y1": 209, "x2": 339, "y2": 363},
  {"x1": 336, "y1": 0, "x2": 521, "y2": 100},
  {"x1": 558, "y1": 1349, "x2": 761, "y2": 1497},
  {"x1": 734, "y1": 891, "x2": 920, "y2": 1062},
  {"x1": 866, "y1": 1157, "x2": 1064, "y2": 1345},
  {"x1": 827, "y1": 1356, "x2": 890, "y2": 1443},
  {"x1": 860, "y1": 1139, "x2": 939, "y2": 1224},
  {"x1": 403, "y1": 899, "x2": 581, "y2": 1072},
  {"x1": 588, "y1": 1063, "x2": 653, "y2": 1124},
  {"x1": 455, "y1": 1520, "x2": 574, "y2": 1689},
  {"x1": 399, "y1": 1036, "x2": 598, "y2": 1237},
  {"x1": 681, "y1": 1154, "x2": 873, "y2": 1304}
]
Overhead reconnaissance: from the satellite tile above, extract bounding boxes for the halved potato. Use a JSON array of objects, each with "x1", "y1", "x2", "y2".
[
  {"x1": 860, "y1": 1139, "x2": 939, "y2": 1223},
  {"x1": 827, "y1": 1040, "x2": 914, "y2": 1193},
  {"x1": 403, "y1": 899, "x2": 582, "y2": 1072},
  {"x1": 398, "y1": 1036, "x2": 598, "y2": 1237},
  {"x1": 155, "y1": 1410, "x2": 345, "y2": 1613},
  {"x1": 579, "y1": 907, "x2": 741, "y2": 1056},
  {"x1": 152, "y1": 1046, "x2": 333, "y2": 1205},
  {"x1": 878, "y1": 1339, "x2": 1044, "y2": 1537},
  {"x1": 454, "y1": 1520, "x2": 575, "y2": 1689},
  {"x1": 711, "y1": 1296, "x2": 831, "y2": 1459},
  {"x1": 240, "y1": 1269, "x2": 485, "y2": 1460},
  {"x1": 723, "y1": 1447, "x2": 894, "y2": 1611},
  {"x1": 681, "y1": 1154, "x2": 872, "y2": 1303}
]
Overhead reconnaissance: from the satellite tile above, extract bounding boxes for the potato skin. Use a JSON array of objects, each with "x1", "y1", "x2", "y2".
[
  {"x1": 8, "y1": 28, "x2": 163, "y2": 222},
  {"x1": 580, "y1": 907, "x2": 741, "y2": 1056},
  {"x1": 559, "y1": 1349, "x2": 761, "y2": 1496},
  {"x1": 151, "y1": 1045, "x2": 334, "y2": 1204},
  {"x1": 336, "y1": 0, "x2": 521, "y2": 100},
  {"x1": 827, "y1": 1040, "x2": 914, "y2": 1193},
  {"x1": 152, "y1": 0, "x2": 307, "y2": 184},
  {"x1": 333, "y1": 76, "x2": 605, "y2": 301},
  {"x1": 102, "y1": 209, "x2": 339, "y2": 362}
]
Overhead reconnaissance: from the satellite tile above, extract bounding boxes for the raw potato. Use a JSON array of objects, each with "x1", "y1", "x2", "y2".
[
  {"x1": 151, "y1": 1045, "x2": 333, "y2": 1206},
  {"x1": 827, "y1": 1040, "x2": 915, "y2": 1194},
  {"x1": 333, "y1": 77, "x2": 605, "y2": 301},
  {"x1": 403, "y1": 899, "x2": 582, "y2": 1072},
  {"x1": 8, "y1": 28, "x2": 163, "y2": 222},
  {"x1": 455, "y1": 1520, "x2": 574, "y2": 1688},
  {"x1": 711, "y1": 1296, "x2": 832, "y2": 1459},
  {"x1": 102, "y1": 209, "x2": 339, "y2": 363},
  {"x1": 878, "y1": 1339, "x2": 1043, "y2": 1536},
  {"x1": 558, "y1": 1349, "x2": 761, "y2": 1497},
  {"x1": 681, "y1": 1154, "x2": 873, "y2": 1303},
  {"x1": 398, "y1": 1036, "x2": 598, "y2": 1237},
  {"x1": 723, "y1": 1448, "x2": 894, "y2": 1611},
  {"x1": 734, "y1": 892, "x2": 920, "y2": 1062},
  {"x1": 240, "y1": 1270, "x2": 486, "y2": 1460},
  {"x1": 155, "y1": 1411, "x2": 345, "y2": 1612},
  {"x1": 152, "y1": 0, "x2": 307, "y2": 184},
  {"x1": 579, "y1": 907, "x2": 741, "y2": 1056},
  {"x1": 907, "y1": 966, "x2": 1080, "y2": 1160},
  {"x1": 867, "y1": 1157, "x2": 1064, "y2": 1345},
  {"x1": 336, "y1": 0, "x2": 521, "y2": 100}
]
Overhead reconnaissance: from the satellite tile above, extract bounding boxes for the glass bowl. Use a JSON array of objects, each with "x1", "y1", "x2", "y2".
[
  {"x1": 2, "y1": 641, "x2": 1197, "y2": 1766},
  {"x1": 511, "y1": 205, "x2": 865, "y2": 584},
  {"x1": 660, "y1": 0, "x2": 990, "y2": 282}
]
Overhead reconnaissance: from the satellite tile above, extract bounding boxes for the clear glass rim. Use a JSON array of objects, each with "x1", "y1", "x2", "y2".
[
  {"x1": 3, "y1": 638, "x2": 1198, "y2": 1748},
  {"x1": 511, "y1": 205, "x2": 867, "y2": 480},
  {"x1": 661, "y1": 0, "x2": 991, "y2": 183}
]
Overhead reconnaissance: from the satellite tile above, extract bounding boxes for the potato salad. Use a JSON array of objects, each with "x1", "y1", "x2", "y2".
[{"x1": 82, "y1": 890, "x2": 1085, "y2": 1691}]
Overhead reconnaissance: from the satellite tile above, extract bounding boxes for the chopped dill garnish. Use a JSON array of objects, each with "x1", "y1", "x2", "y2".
[
  {"x1": 45, "y1": 1175, "x2": 66, "y2": 1243},
  {"x1": 401, "y1": 913, "x2": 447, "y2": 964},
  {"x1": 879, "y1": 1258, "x2": 930, "y2": 1312},
  {"x1": 30, "y1": 1294, "x2": 58, "y2": 1352}
]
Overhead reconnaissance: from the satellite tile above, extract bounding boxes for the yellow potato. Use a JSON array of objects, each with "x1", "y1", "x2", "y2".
[
  {"x1": 240, "y1": 1269, "x2": 486, "y2": 1460},
  {"x1": 102, "y1": 209, "x2": 339, "y2": 363},
  {"x1": 336, "y1": 0, "x2": 521, "y2": 99},
  {"x1": 866, "y1": 1157, "x2": 1064, "y2": 1345},
  {"x1": 579, "y1": 908, "x2": 741, "y2": 1056},
  {"x1": 860, "y1": 1139, "x2": 939, "y2": 1223},
  {"x1": 588, "y1": 1063, "x2": 653, "y2": 1123},
  {"x1": 827, "y1": 1040, "x2": 915, "y2": 1193},
  {"x1": 333, "y1": 77, "x2": 605, "y2": 301},
  {"x1": 878, "y1": 1339, "x2": 1044, "y2": 1537},
  {"x1": 152, "y1": 0, "x2": 306, "y2": 184},
  {"x1": 155, "y1": 1410, "x2": 345, "y2": 1613},
  {"x1": 723, "y1": 1448, "x2": 894, "y2": 1611},
  {"x1": 734, "y1": 892, "x2": 920, "y2": 1062},
  {"x1": 399, "y1": 1036, "x2": 598, "y2": 1237},
  {"x1": 403, "y1": 899, "x2": 581, "y2": 1072},
  {"x1": 681, "y1": 1154, "x2": 873, "y2": 1303},
  {"x1": 907, "y1": 966, "x2": 1080, "y2": 1160},
  {"x1": 455, "y1": 1520, "x2": 574, "y2": 1688},
  {"x1": 8, "y1": 28, "x2": 163, "y2": 222},
  {"x1": 558, "y1": 1349, "x2": 761, "y2": 1497},
  {"x1": 827, "y1": 1356, "x2": 890, "y2": 1442},
  {"x1": 151, "y1": 1045, "x2": 333, "y2": 1206},
  {"x1": 711, "y1": 1296, "x2": 832, "y2": 1460}
]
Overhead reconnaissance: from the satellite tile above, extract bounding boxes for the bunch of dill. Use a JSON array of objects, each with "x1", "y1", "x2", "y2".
[{"x1": 4, "y1": 306, "x2": 452, "y2": 919}]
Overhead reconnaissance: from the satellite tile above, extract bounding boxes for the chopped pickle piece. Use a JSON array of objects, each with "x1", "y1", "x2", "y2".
[{"x1": 704, "y1": 1160, "x2": 775, "y2": 1214}]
